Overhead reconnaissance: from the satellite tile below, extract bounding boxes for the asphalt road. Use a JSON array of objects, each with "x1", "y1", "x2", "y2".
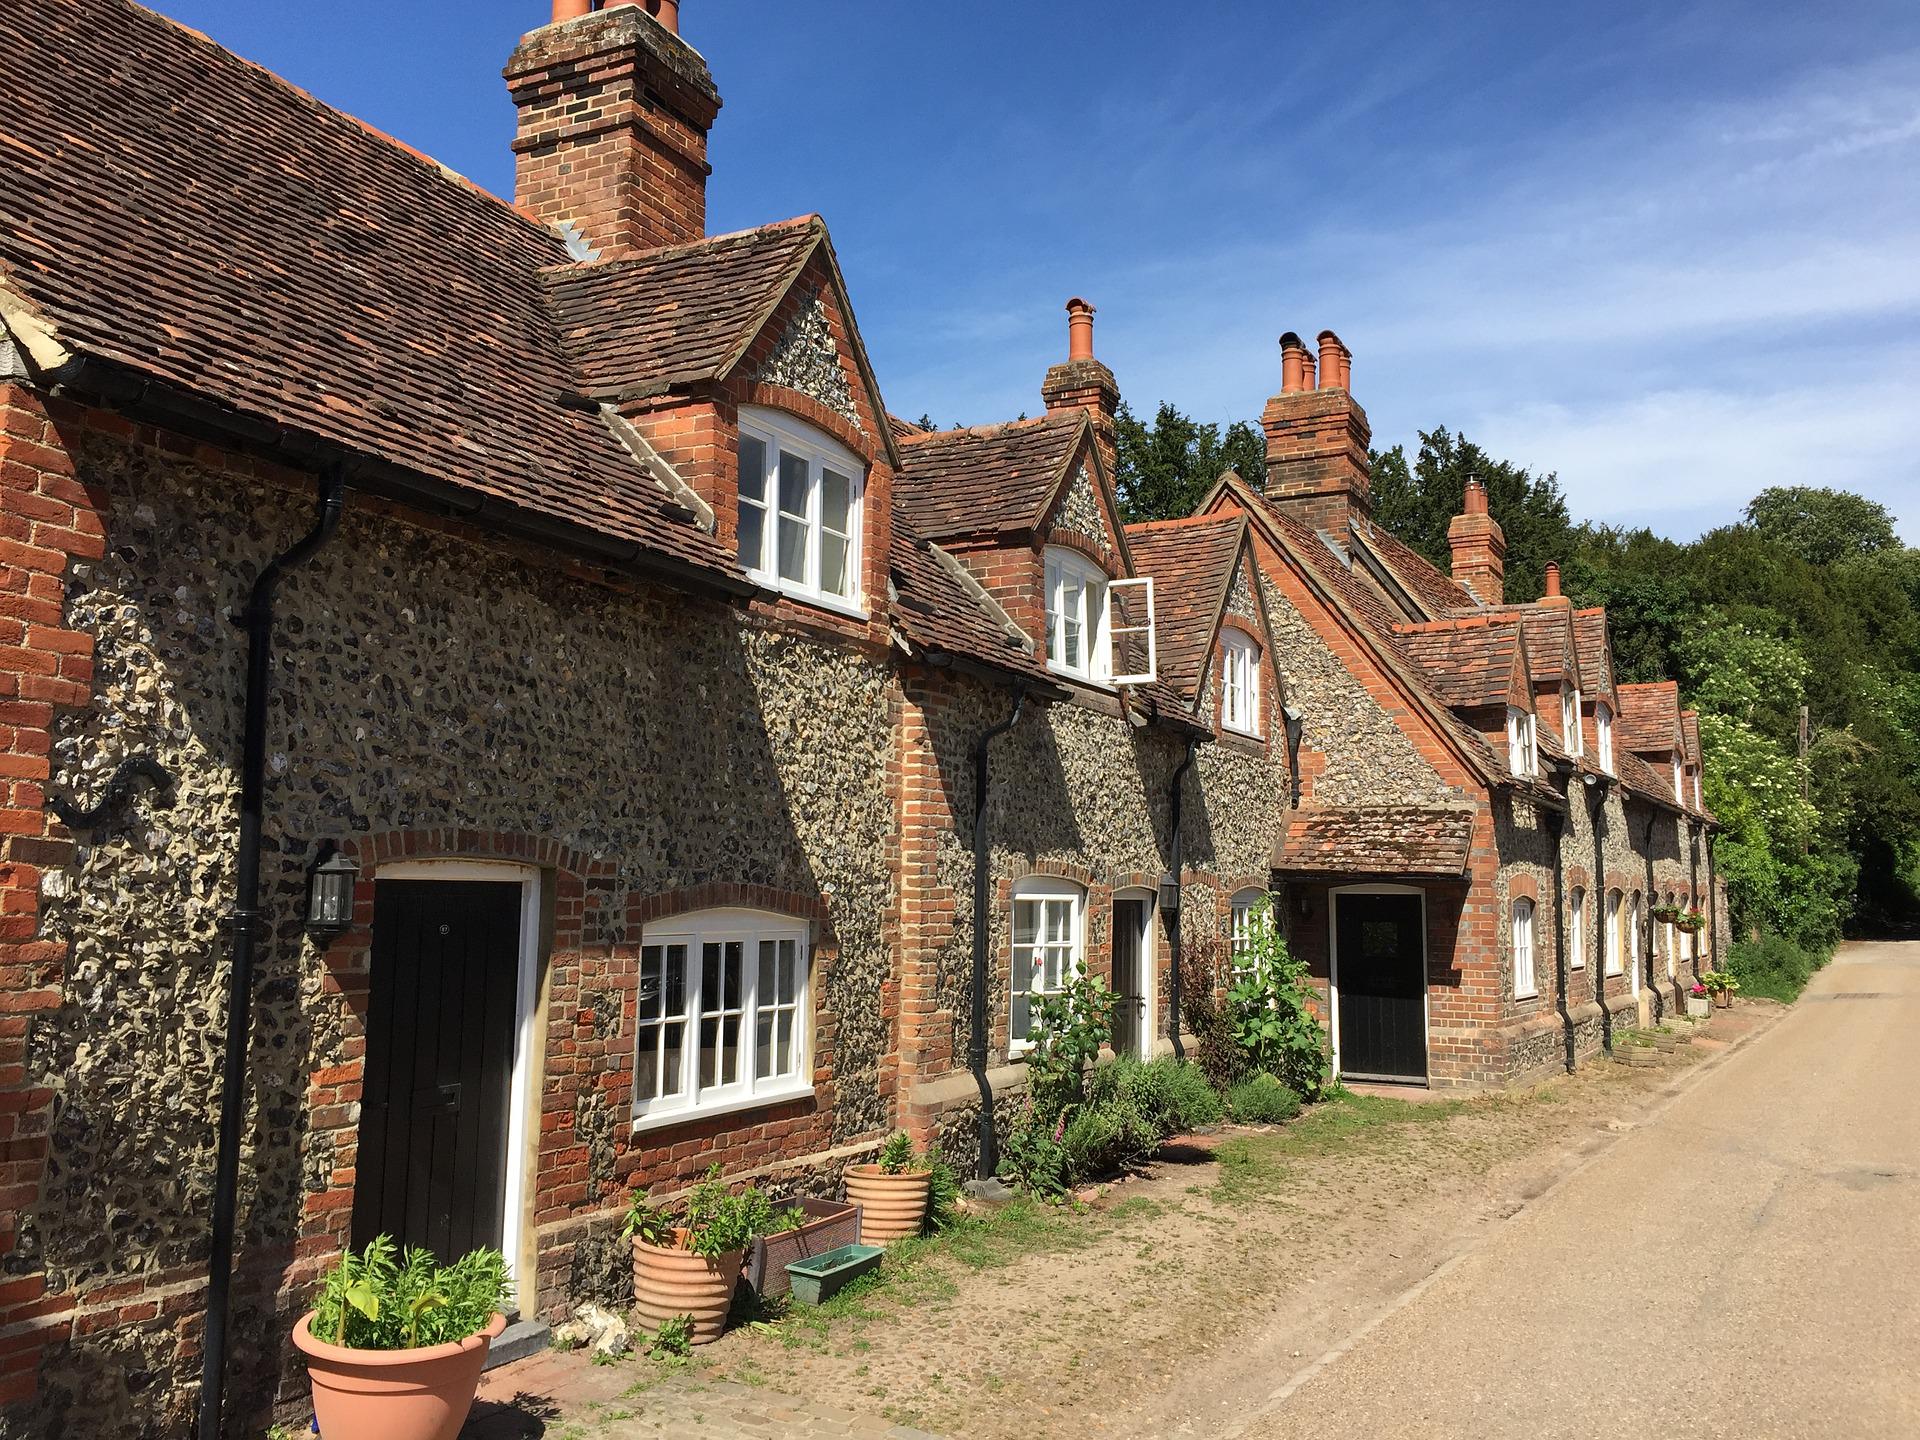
[{"x1": 1239, "y1": 940, "x2": 1920, "y2": 1440}]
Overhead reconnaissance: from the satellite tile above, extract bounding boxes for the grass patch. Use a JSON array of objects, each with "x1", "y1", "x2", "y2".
[{"x1": 1212, "y1": 1087, "x2": 1465, "y2": 1204}]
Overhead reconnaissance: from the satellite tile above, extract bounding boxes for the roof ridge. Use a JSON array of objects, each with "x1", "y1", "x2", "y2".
[
  {"x1": 130, "y1": 0, "x2": 555, "y2": 243},
  {"x1": 538, "y1": 215, "x2": 822, "y2": 275},
  {"x1": 1123, "y1": 513, "x2": 1242, "y2": 534},
  {"x1": 897, "y1": 411, "x2": 1079, "y2": 446}
]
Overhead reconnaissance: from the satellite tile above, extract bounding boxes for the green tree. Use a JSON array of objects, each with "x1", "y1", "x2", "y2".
[
  {"x1": 1368, "y1": 427, "x2": 1575, "y2": 604},
  {"x1": 1112, "y1": 401, "x2": 1266, "y2": 523},
  {"x1": 1744, "y1": 486, "x2": 1900, "y2": 567}
]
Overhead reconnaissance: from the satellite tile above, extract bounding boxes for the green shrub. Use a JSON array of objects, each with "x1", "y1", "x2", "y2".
[
  {"x1": 624, "y1": 1164, "x2": 784, "y2": 1258},
  {"x1": 997, "y1": 1096, "x2": 1070, "y2": 1199},
  {"x1": 1025, "y1": 970, "x2": 1119, "y2": 1118},
  {"x1": 1728, "y1": 932, "x2": 1828, "y2": 1002},
  {"x1": 1226, "y1": 1074, "x2": 1303, "y2": 1125},
  {"x1": 925, "y1": 1147, "x2": 963, "y2": 1231},
  {"x1": 1059, "y1": 1091, "x2": 1160, "y2": 1180},
  {"x1": 1227, "y1": 900, "x2": 1329, "y2": 1101},
  {"x1": 1160, "y1": 1058, "x2": 1225, "y2": 1129},
  {"x1": 311, "y1": 1236, "x2": 511, "y2": 1352},
  {"x1": 1083, "y1": 1056, "x2": 1222, "y2": 1133},
  {"x1": 1179, "y1": 934, "x2": 1250, "y2": 1092}
]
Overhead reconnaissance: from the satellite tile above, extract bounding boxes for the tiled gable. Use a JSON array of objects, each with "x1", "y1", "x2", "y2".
[
  {"x1": 894, "y1": 412, "x2": 1088, "y2": 541},
  {"x1": 1274, "y1": 805, "x2": 1477, "y2": 877},
  {"x1": 1573, "y1": 610, "x2": 1617, "y2": 702},
  {"x1": 1615, "y1": 681, "x2": 1684, "y2": 757},
  {"x1": 1353, "y1": 521, "x2": 1478, "y2": 617},
  {"x1": 1122, "y1": 514, "x2": 1252, "y2": 702},
  {"x1": 1394, "y1": 617, "x2": 1532, "y2": 712}
]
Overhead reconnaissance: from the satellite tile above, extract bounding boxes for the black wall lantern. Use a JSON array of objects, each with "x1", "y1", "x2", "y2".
[
  {"x1": 306, "y1": 849, "x2": 359, "y2": 938},
  {"x1": 1157, "y1": 870, "x2": 1181, "y2": 914}
]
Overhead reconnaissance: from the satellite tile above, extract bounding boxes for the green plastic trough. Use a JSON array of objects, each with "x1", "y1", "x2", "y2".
[{"x1": 784, "y1": 1243, "x2": 883, "y2": 1306}]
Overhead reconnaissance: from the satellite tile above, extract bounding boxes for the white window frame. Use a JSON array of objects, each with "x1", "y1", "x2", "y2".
[
  {"x1": 1010, "y1": 879, "x2": 1086, "y2": 1057},
  {"x1": 1673, "y1": 756, "x2": 1684, "y2": 803},
  {"x1": 1512, "y1": 897, "x2": 1537, "y2": 1000},
  {"x1": 1628, "y1": 892, "x2": 1643, "y2": 995},
  {"x1": 1693, "y1": 768, "x2": 1703, "y2": 811},
  {"x1": 1563, "y1": 685, "x2": 1583, "y2": 757},
  {"x1": 1506, "y1": 706, "x2": 1538, "y2": 778},
  {"x1": 632, "y1": 909, "x2": 813, "y2": 1131},
  {"x1": 736, "y1": 406, "x2": 866, "y2": 616},
  {"x1": 1605, "y1": 889, "x2": 1624, "y2": 975},
  {"x1": 1596, "y1": 701, "x2": 1615, "y2": 775},
  {"x1": 1220, "y1": 630, "x2": 1262, "y2": 737},
  {"x1": 1664, "y1": 907, "x2": 1677, "y2": 980},
  {"x1": 1108, "y1": 576, "x2": 1158, "y2": 685},
  {"x1": 1569, "y1": 887, "x2": 1586, "y2": 970},
  {"x1": 1043, "y1": 548, "x2": 1111, "y2": 684},
  {"x1": 1229, "y1": 888, "x2": 1268, "y2": 975}
]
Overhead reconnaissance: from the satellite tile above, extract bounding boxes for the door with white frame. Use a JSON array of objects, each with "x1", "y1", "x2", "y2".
[{"x1": 1110, "y1": 890, "x2": 1156, "y2": 1061}]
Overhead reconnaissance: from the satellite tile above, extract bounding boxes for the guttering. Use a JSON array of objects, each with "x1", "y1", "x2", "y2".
[
  {"x1": 197, "y1": 467, "x2": 347, "y2": 1440},
  {"x1": 968, "y1": 686, "x2": 1027, "y2": 1180},
  {"x1": 1638, "y1": 804, "x2": 1665, "y2": 1021},
  {"x1": 1165, "y1": 738, "x2": 1200, "y2": 1060},
  {"x1": 1546, "y1": 803, "x2": 1575, "y2": 1075},
  {"x1": 42, "y1": 353, "x2": 755, "y2": 604},
  {"x1": 1586, "y1": 773, "x2": 1614, "y2": 1054}
]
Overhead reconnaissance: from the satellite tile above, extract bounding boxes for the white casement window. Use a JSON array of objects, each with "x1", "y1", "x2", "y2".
[
  {"x1": 1628, "y1": 893, "x2": 1643, "y2": 991},
  {"x1": 1665, "y1": 911, "x2": 1677, "y2": 979},
  {"x1": 1010, "y1": 880, "x2": 1085, "y2": 1055},
  {"x1": 1044, "y1": 548, "x2": 1110, "y2": 683},
  {"x1": 1512, "y1": 898, "x2": 1537, "y2": 999},
  {"x1": 1693, "y1": 768, "x2": 1703, "y2": 811},
  {"x1": 736, "y1": 407, "x2": 864, "y2": 614},
  {"x1": 1506, "y1": 706, "x2": 1538, "y2": 778},
  {"x1": 1595, "y1": 702, "x2": 1615, "y2": 774},
  {"x1": 634, "y1": 911, "x2": 811, "y2": 1128},
  {"x1": 1680, "y1": 914, "x2": 1695, "y2": 964},
  {"x1": 1108, "y1": 576, "x2": 1158, "y2": 685},
  {"x1": 1230, "y1": 888, "x2": 1268, "y2": 974},
  {"x1": 1563, "y1": 686, "x2": 1584, "y2": 757},
  {"x1": 1604, "y1": 889, "x2": 1624, "y2": 975},
  {"x1": 1221, "y1": 631, "x2": 1262, "y2": 736},
  {"x1": 1673, "y1": 757, "x2": 1684, "y2": 803},
  {"x1": 1568, "y1": 887, "x2": 1587, "y2": 970}
]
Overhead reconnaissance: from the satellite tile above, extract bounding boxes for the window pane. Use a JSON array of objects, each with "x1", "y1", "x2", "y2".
[
  {"x1": 701, "y1": 942, "x2": 720, "y2": 1015},
  {"x1": 737, "y1": 505, "x2": 764, "y2": 570},
  {"x1": 664, "y1": 945, "x2": 685, "y2": 1015},
  {"x1": 722, "y1": 1016, "x2": 740, "y2": 1086},
  {"x1": 820, "y1": 532, "x2": 850, "y2": 596},
  {"x1": 738, "y1": 436, "x2": 767, "y2": 502},
  {"x1": 1045, "y1": 899, "x2": 1070, "y2": 944},
  {"x1": 780, "y1": 939, "x2": 799, "y2": 1002},
  {"x1": 821, "y1": 468, "x2": 853, "y2": 533},
  {"x1": 662, "y1": 1021, "x2": 684, "y2": 1097},
  {"x1": 776, "y1": 1012, "x2": 793, "y2": 1074},
  {"x1": 778, "y1": 452, "x2": 809, "y2": 516},
  {"x1": 1011, "y1": 992, "x2": 1031, "y2": 1042},
  {"x1": 699, "y1": 1015, "x2": 718, "y2": 1087},
  {"x1": 1013, "y1": 901, "x2": 1039, "y2": 948},
  {"x1": 636, "y1": 1027, "x2": 659, "y2": 1101},
  {"x1": 724, "y1": 941, "x2": 743, "y2": 1008},
  {"x1": 778, "y1": 515, "x2": 808, "y2": 583},
  {"x1": 755, "y1": 1009, "x2": 774, "y2": 1081},
  {"x1": 640, "y1": 946, "x2": 664, "y2": 1021},
  {"x1": 758, "y1": 940, "x2": 777, "y2": 1006}
]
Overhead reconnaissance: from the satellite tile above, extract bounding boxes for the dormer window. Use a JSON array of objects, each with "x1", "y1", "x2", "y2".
[
  {"x1": 1506, "y1": 705, "x2": 1539, "y2": 778},
  {"x1": 1595, "y1": 701, "x2": 1615, "y2": 775},
  {"x1": 1044, "y1": 548, "x2": 1109, "y2": 682},
  {"x1": 1693, "y1": 767, "x2": 1703, "y2": 811},
  {"x1": 1562, "y1": 685, "x2": 1583, "y2": 757},
  {"x1": 1673, "y1": 755, "x2": 1684, "y2": 803},
  {"x1": 1221, "y1": 630, "x2": 1261, "y2": 736},
  {"x1": 737, "y1": 407, "x2": 864, "y2": 614}
]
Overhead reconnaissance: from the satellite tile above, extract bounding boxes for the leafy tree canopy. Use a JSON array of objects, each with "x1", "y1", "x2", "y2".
[
  {"x1": 1112, "y1": 401, "x2": 1266, "y2": 524},
  {"x1": 1744, "y1": 485, "x2": 1901, "y2": 567}
]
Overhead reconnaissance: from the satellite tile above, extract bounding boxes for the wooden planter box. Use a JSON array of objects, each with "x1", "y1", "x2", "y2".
[
  {"x1": 743, "y1": 1198, "x2": 862, "y2": 1301},
  {"x1": 785, "y1": 1244, "x2": 883, "y2": 1307}
]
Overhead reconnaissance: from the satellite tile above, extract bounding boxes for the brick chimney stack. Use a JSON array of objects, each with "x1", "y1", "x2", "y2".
[
  {"x1": 1043, "y1": 298, "x2": 1120, "y2": 477},
  {"x1": 1263, "y1": 330, "x2": 1371, "y2": 535},
  {"x1": 1448, "y1": 479, "x2": 1507, "y2": 605},
  {"x1": 507, "y1": 1, "x2": 720, "y2": 258}
]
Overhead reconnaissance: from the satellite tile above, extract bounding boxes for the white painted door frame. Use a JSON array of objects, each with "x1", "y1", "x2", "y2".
[
  {"x1": 376, "y1": 859, "x2": 543, "y2": 1317},
  {"x1": 1113, "y1": 887, "x2": 1157, "y2": 1062},
  {"x1": 1327, "y1": 883, "x2": 1430, "y2": 1085}
]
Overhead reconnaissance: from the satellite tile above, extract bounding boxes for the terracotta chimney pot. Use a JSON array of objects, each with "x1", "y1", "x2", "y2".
[
  {"x1": 1464, "y1": 478, "x2": 1488, "y2": 515},
  {"x1": 551, "y1": 0, "x2": 592, "y2": 20},
  {"x1": 1066, "y1": 298, "x2": 1096, "y2": 363},
  {"x1": 1337, "y1": 338, "x2": 1353, "y2": 390},
  {"x1": 1544, "y1": 563, "x2": 1561, "y2": 599},
  {"x1": 1301, "y1": 349, "x2": 1317, "y2": 390},
  {"x1": 1279, "y1": 332, "x2": 1307, "y2": 394},
  {"x1": 1317, "y1": 330, "x2": 1344, "y2": 391},
  {"x1": 650, "y1": 0, "x2": 680, "y2": 33}
]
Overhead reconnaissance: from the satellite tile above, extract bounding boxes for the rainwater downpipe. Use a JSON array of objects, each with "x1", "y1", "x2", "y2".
[
  {"x1": 1165, "y1": 739, "x2": 1199, "y2": 1061},
  {"x1": 1706, "y1": 831, "x2": 1722, "y2": 968},
  {"x1": 197, "y1": 467, "x2": 347, "y2": 1440},
  {"x1": 1547, "y1": 807, "x2": 1575, "y2": 1074},
  {"x1": 969, "y1": 687, "x2": 1026, "y2": 1181},
  {"x1": 1639, "y1": 806, "x2": 1664, "y2": 1021},
  {"x1": 1588, "y1": 778, "x2": 1613, "y2": 1054}
]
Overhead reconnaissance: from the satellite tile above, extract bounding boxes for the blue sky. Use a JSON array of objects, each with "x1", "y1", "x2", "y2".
[{"x1": 162, "y1": 1, "x2": 1918, "y2": 542}]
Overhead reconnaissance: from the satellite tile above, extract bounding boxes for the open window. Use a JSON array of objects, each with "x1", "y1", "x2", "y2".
[
  {"x1": 1108, "y1": 576, "x2": 1157, "y2": 685},
  {"x1": 1562, "y1": 684, "x2": 1583, "y2": 757},
  {"x1": 1568, "y1": 887, "x2": 1586, "y2": 970},
  {"x1": 1220, "y1": 630, "x2": 1261, "y2": 736},
  {"x1": 1595, "y1": 701, "x2": 1615, "y2": 774},
  {"x1": 1506, "y1": 705, "x2": 1538, "y2": 778}
]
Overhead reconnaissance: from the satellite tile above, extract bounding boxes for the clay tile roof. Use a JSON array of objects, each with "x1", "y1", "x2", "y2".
[
  {"x1": 1681, "y1": 710, "x2": 1703, "y2": 768},
  {"x1": 0, "y1": 0, "x2": 733, "y2": 576},
  {"x1": 1615, "y1": 681, "x2": 1682, "y2": 756},
  {"x1": 888, "y1": 512, "x2": 1048, "y2": 683},
  {"x1": 1473, "y1": 604, "x2": 1580, "y2": 686},
  {"x1": 1616, "y1": 749, "x2": 1683, "y2": 810},
  {"x1": 543, "y1": 219, "x2": 820, "y2": 399},
  {"x1": 1393, "y1": 617, "x2": 1527, "y2": 711},
  {"x1": 1354, "y1": 523, "x2": 1477, "y2": 615},
  {"x1": 1273, "y1": 806, "x2": 1477, "y2": 877},
  {"x1": 888, "y1": 414, "x2": 932, "y2": 442},
  {"x1": 895, "y1": 413, "x2": 1086, "y2": 540},
  {"x1": 1122, "y1": 514, "x2": 1249, "y2": 701},
  {"x1": 1573, "y1": 610, "x2": 1616, "y2": 701}
]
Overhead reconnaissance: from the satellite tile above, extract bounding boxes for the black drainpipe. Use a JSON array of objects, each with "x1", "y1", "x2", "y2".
[
  {"x1": 1547, "y1": 806, "x2": 1575, "y2": 1074},
  {"x1": 198, "y1": 468, "x2": 346, "y2": 1440},
  {"x1": 1165, "y1": 738, "x2": 1199, "y2": 1061},
  {"x1": 1706, "y1": 829, "x2": 1721, "y2": 969},
  {"x1": 1588, "y1": 778, "x2": 1613, "y2": 1054},
  {"x1": 1639, "y1": 805, "x2": 1665, "y2": 1021},
  {"x1": 969, "y1": 687, "x2": 1026, "y2": 1181}
]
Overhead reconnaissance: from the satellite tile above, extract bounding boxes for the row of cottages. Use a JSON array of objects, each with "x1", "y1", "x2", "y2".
[{"x1": 0, "y1": 1, "x2": 1719, "y2": 1434}]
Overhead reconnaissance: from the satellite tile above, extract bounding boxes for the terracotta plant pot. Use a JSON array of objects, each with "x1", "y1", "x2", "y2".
[
  {"x1": 844, "y1": 1164, "x2": 932, "y2": 1244},
  {"x1": 1716, "y1": 991, "x2": 1732, "y2": 1009},
  {"x1": 293, "y1": 1309, "x2": 503, "y2": 1440},
  {"x1": 631, "y1": 1229, "x2": 745, "y2": 1345}
]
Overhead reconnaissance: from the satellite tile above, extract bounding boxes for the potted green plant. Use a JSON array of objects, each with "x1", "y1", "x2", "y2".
[
  {"x1": 1702, "y1": 970, "x2": 1741, "y2": 1008},
  {"x1": 1677, "y1": 909, "x2": 1707, "y2": 935},
  {"x1": 626, "y1": 1165, "x2": 781, "y2": 1345},
  {"x1": 1686, "y1": 981, "x2": 1712, "y2": 1019},
  {"x1": 844, "y1": 1132, "x2": 933, "y2": 1244},
  {"x1": 292, "y1": 1236, "x2": 511, "y2": 1440},
  {"x1": 1651, "y1": 903, "x2": 1681, "y2": 925}
]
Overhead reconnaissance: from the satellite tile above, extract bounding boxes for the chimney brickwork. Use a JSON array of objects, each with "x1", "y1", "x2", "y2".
[
  {"x1": 507, "y1": 3, "x2": 720, "y2": 257},
  {"x1": 1262, "y1": 330, "x2": 1371, "y2": 536},
  {"x1": 1042, "y1": 298, "x2": 1120, "y2": 478},
  {"x1": 1448, "y1": 479, "x2": 1507, "y2": 605}
]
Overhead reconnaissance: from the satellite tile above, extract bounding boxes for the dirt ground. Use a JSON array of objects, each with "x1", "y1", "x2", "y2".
[{"x1": 653, "y1": 1013, "x2": 1777, "y2": 1439}]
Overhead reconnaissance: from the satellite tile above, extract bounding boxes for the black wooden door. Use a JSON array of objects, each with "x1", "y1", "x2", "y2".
[
  {"x1": 1334, "y1": 892, "x2": 1428, "y2": 1082},
  {"x1": 353, "y1": 879, "x2": 522, "y2": 1262}
]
